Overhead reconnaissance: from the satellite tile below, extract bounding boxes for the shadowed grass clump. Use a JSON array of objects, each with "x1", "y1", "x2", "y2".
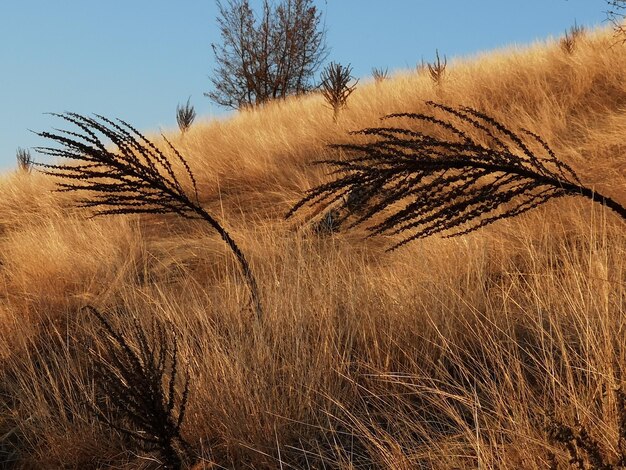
[
  {"x1": 287, "y1": 101, "x2": 626, "y2": 250},
  {"x1": 33, "y1": 113, "x2": 262, "y2": 318},
  {"x1": 83, "y1": 306, "x2": 191, "y2": 469},
  {"x1": 176, "y1": 97, "x2": 196, "y2": 134}
]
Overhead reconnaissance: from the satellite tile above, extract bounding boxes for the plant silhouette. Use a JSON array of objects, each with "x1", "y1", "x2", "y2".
[
  {"x1": 34, "y1": 113, "x2": 262, "y2": 318},
  {"x1": 288, "y1": 101, "x2": 626, "y2": 250}
]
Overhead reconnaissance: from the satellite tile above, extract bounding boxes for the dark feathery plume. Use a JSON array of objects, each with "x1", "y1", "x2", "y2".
[
  {"x1": 287, "y1": 101, "x2": 626, "y2": 250},
  {"x1": 34, "y1": 113, "x2": 262, "y2": 318}
]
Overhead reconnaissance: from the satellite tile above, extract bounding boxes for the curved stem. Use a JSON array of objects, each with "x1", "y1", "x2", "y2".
[
  {"x1": 193, "y1": 205, "x2": 263, "y2": 320},
  {"x1": 569, "y1": 184, "x2": 626, "y2": 221},
  {"x1": 422, "y1": 160, "x2": 626, "y2": 222}
]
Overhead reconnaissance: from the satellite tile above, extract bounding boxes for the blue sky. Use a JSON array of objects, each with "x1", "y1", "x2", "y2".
[{"x1": 0, "y1": 1, "x2": 608, "y2": 170}]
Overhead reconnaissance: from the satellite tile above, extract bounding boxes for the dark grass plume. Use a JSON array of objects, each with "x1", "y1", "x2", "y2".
[
  {"x1": 33, "y1": 113, "x2": 262, "y2": 318},
  {"x1": 84, "y1": 306, "x2": 192, "y2": 469},
  {"x1": 287, "y1": 101, "x2": 626, "y2": 250},
  {"x1": 320, "y1": 62, "x2": 358, "y2": 122},
  {"x1": 16, "y1": 147, "x2": 33, "y2": 173},
  {"x1": 176, "y1": 97, "x2": 196, "y2": 134}
]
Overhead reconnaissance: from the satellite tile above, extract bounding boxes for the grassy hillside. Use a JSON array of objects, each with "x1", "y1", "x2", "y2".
[{"x1": 1, "y1": 27, "x2": 626, "y2": 468}]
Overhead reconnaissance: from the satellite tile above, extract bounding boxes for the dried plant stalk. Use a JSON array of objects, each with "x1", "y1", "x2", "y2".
[
  {"x1": 287, "y1": 101, "x2": 626, "y2": 250},
  {"x1": 34, "y1": 113, "x2": 262, "y2": 318},
  {"x1": 546, "y1": 384, "x2": 626, "y2": 469}
]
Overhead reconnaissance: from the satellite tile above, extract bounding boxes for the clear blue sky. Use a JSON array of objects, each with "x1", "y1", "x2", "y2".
[{"x1": 0, "y1": 1, "x2": 608, "y2": 170}]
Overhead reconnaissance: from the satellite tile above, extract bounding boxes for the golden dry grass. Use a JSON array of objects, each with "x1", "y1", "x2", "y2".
[{"x1": 1, "y1": 26, "x2": 626, "y2": 468}]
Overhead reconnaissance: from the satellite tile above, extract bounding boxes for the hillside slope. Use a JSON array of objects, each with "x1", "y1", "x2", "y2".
[{"x1": 1, "y1": 27, "x2": 625, "y2": 469}]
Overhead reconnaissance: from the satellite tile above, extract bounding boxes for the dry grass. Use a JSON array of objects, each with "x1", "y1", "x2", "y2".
[{"x1": 1, "y1": 26, "x2": 626, "y2": 468}]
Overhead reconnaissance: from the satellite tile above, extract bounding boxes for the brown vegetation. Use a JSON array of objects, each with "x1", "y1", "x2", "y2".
[{"x1": 1, "y1": 27, "x2": 626, "y2": 468}]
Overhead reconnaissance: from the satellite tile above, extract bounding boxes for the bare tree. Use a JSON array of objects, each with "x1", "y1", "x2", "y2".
[
  {"x1": 206, "y1": 0, "x2": 329, "y2": 109},
  {"x1": 607, "y1": 1, "x2": 626, "y2": 40}
]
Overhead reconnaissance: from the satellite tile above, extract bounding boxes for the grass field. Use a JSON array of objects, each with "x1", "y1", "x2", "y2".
[{"x1": 1, "y1": 26, "x2": 626, "y2": 468}]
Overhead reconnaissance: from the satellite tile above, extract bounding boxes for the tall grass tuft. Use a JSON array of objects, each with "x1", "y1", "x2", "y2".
[
  {"x1": 176, "y1": 97, "x2": 196, "y2": 134},
  {"x1": 320, "y1": 62, "x2": 358, "y2": 122},
  {"x1": 416, "y1": 58, "x2": 428, "y2": 74},
  {"x1": 428, "y1": 50, "x2": 447, "y2": 85},
  {"x1": 33, "y1": 113, "x2": 262, "y2": 318},
  {"x1": 287, "y1": 101, "x2": 626, "y2": 250},
  {"x1": 16, "y1": 147, "x2": 33, "y2": 173},
  {"x1": 84, "y1": 306, "x2": 191, "y2": 469},
  {"x1": 560, "y1": 22, "x2": 586, "y2": 54},
  {"x1": 371, "y1": 67, "x2": 389, "y2": 83}
]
